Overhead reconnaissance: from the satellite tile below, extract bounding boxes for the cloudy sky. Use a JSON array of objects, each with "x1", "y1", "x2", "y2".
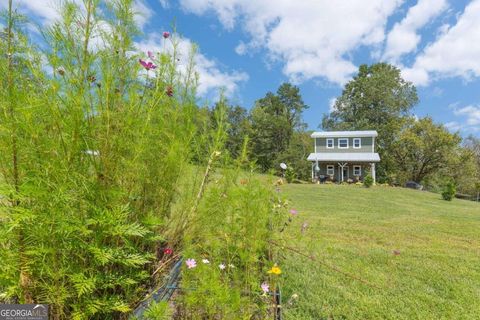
[{"x1": 2, "y1": 0, "x2": 480, "y2": 136}]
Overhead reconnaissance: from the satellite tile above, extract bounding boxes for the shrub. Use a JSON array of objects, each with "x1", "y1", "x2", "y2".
[
  {"x1": 284, "y1": 165, "x2": 296, "y2": 183},
  {"x1": 441, "y1": 182, "x2": 456, "y2": 201},
  {"x1": 364, "y1": 175, "x2": 374, "y2": 188}
]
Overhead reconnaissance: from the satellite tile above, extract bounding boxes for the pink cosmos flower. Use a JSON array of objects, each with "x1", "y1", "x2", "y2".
[
  {"x1": 186, "y1": 258, "x2": 197, "y2": 269},
  {"x1": 261, "y1": 282, "x2": 269, "y2": 294},
  {"x1": 290, "y1": 209, "x2": 298, "y2": 216},
  {"x1": 163, "y1": 31, "x2": 170, "y2": 39},
  {"x1": 139, "y1": 58, "x2": 157, "y2": 71},
  {"x1": 147, "y1": 51, "x2": 155, "y2": 60}
]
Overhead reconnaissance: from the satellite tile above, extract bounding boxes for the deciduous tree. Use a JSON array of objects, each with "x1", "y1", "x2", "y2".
[
  {"x1": 392, "y1": 118, "x2": 461, "y2": 183},
  {"x1": 250, "y1": 83, "x2": 308, "y2": 172}
]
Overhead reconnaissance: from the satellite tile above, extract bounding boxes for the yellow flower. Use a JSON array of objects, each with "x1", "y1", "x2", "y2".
[{"x1": 267, "y1": 264, "x2": 282, "y2": 275}]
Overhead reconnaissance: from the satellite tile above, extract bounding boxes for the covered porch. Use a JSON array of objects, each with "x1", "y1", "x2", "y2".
[
  {"x1": 307, "y1": 153, "x2": 380, "y2": 184},
  {"x1": 310, "y1": 162, "x2": 376, "y2": 183}
]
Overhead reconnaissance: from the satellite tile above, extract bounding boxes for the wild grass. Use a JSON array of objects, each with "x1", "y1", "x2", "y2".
[{"x1": 279, "y1": 184, "x2": 480, "y2": 319}]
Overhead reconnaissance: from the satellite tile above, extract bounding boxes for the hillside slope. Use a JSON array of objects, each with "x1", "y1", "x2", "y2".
[{"x1": 279, "y1": 184, "x2": 480, "y2": 320}]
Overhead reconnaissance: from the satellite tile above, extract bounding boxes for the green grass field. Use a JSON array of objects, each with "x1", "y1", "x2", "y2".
[{"x1": 279, "y1": 184, "x2": 480, "y2": 319}]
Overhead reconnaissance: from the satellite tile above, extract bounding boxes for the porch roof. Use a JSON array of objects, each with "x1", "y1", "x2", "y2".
[{"x1": 307, "y1": 152, "x2": 380, "y2": 162}]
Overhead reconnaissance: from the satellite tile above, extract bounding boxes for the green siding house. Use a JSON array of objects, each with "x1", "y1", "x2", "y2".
[{"x1": 307, "y1": 130, "x2": 380, "y2": 183}]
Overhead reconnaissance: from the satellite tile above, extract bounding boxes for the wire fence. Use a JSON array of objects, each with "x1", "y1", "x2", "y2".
[
  {"x1": 130, "y1": 259, "x2": 183, "y2": 319},
  {"x1": 130, "y1": 257, "x2": 284, "y2": 319}
]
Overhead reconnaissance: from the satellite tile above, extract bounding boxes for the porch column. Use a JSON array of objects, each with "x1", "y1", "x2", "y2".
[
  {"x1": 370, "y1": 163, "x2": 376, "y2": 184},
  {"x1": 338, "y1": 162, "x2": 348, "y2": 182}
]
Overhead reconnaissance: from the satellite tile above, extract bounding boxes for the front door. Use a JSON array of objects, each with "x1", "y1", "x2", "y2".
[{"x1": 341, "y1": 166, "x2": 349, "y2": 181}]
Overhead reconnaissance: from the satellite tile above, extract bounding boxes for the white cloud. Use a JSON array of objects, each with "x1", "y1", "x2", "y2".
[
  {"x1": 179, "y1": 0, "x2": 402, "y2": 85},
  {"x1": 235, "y1": 41, "x2": 247, "y2": 56},
  {"x1": 133, "y1": 0, "x2": 153, "y2": 30},
  {"x1": 454, "y1": 105, "x2": 480, "y2": 126},
  {"x1": 445, "y1": 103, "x2": 480, "y2": 134},
  {"x1": 135, "y1": 33, "x2": 248, "y2": 97},
  {"x1": 2, "y1": 0, "x2": 61, "y2": 24},
  {"x1": 2, "y1": 0, "x2": 151, "y2": 30},
  {"x1": 444, "y1": 121, "x2": 462, "y2": 132},
  {"x1": 158, "y1": 0, "x2": 169, "y2": 9},
  {"x1": 383, "y1": 0, "x2": 447, "y2": 62},
  {"x1": 402, "y1": 0, "x2": 480, "y2": 86}
]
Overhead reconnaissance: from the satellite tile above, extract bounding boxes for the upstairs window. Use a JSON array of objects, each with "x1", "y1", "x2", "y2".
[
  {"x1": 326, "y1": 138, "x2": 334, "y2": 149},
  {"x1": 353, "y1": 138, "x2": 361, "y2": 149},
  {"x1": 338, "y1": 138, "x2": 348, "y2": 149}
]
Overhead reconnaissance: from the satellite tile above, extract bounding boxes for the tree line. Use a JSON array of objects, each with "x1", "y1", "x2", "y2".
[{"x1": 208, "y1": 63, "x2": 480, "y2": 197}]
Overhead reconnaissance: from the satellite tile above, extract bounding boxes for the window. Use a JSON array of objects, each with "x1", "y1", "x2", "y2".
[
  {"x1": 338, "y1": 138, "x2": 348, "y2": 148},
  {"x1": 326, "y1": 138, "x2": 334, "y2": 149},
  {"x1": 353, "y1": 138, "x2": 361, "y2": 149},
  {"x1": 353, "y1": 165, "x2": 361, "y2": 176},
  {"x1": 327, "y1": 165, "x2": 335, "y2": 176}
]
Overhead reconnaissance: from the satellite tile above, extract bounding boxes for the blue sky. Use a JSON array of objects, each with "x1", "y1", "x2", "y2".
[{"x1": 3, "y1": 0, "x2": 480, "y2": 136}]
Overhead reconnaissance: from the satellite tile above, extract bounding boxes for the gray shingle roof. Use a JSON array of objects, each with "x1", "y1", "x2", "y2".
[
  {"x1": 307, "y1": 152, "x2": 380, "y2": 162},
  {"x1": 311, "y1": 130, "x2": 378, "y2": 138}
]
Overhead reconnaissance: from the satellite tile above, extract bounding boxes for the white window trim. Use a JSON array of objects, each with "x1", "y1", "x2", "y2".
[
  {"x1": 326, "y1": 165, "x2": 335, "y2": 176},
  {"x1": 326, "y1": 138, "x2": 334, "y2": 149},
  {"x1": 353, "y1": 165, "x2": 362, "y2": 176},
  {"x1": 338, "y1": 138, "x2": 349, "y2": 149},
  {"x1": 353, "y1": 138, "x2": 361, "y2": 149}
]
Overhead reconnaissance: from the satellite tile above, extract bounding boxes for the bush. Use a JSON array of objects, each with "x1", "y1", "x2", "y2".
[
  {"x1": 364, "y1": 174, "x2": 374, "y2": 188},
  {"x1": 284, "y1": 166, "x2": 296, "y2": 183},
  {"x1": 442, "y1": 182, "x2": 456, "y2": 201}
]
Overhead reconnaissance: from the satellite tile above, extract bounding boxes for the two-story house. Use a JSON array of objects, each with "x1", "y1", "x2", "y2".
[{"x1": 307, "y1": 130, "x2": 380, "y2": 183}]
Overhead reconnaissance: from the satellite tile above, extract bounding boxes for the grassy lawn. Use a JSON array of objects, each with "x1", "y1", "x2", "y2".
[{"x1": 279, "y1": 184, "x2": 480, "y2": 319}]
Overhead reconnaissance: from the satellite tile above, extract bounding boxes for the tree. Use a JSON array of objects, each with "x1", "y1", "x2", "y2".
[
  {"x1": 277, "y1": 83, "x2": 308, "y2": 131},
  {"x1": 322, "y1": 63, "x2": 418, "y2": 181},
  {"x1": 250, "y1": 83, "x2": 308, "y2": 172},
  {"x1": 392, "y1": 118, "x2": 461, "y2": 183},
  {"x1": 225, "y1": 105, "x2": 251, "y2": 159},
  {"x1": 464, "y1": 135, "x2": 480, "y2": 168},
  {"x1": 463, "y1": 135, "x2": 480, "y2": 198},
  {"x1": 275, "y1": 131, "x2": 312, "y2": 180}
]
